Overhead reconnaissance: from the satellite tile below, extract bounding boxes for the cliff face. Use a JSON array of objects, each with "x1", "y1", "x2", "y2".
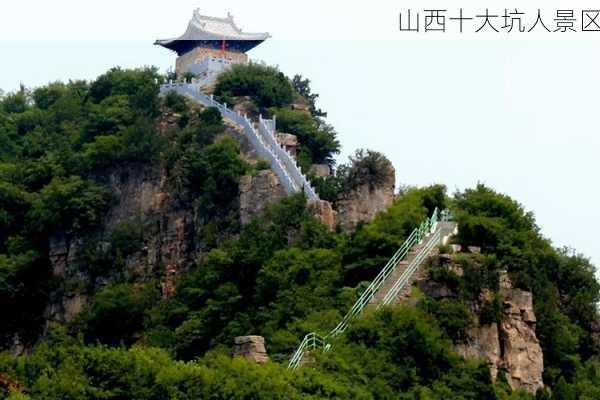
[
  {"x1": 45, "y1": 164, "x2": 197, "y2": 329},
  {"x1": 335, "y1": 166, "x2": 395, "y2": 230},
  {"x1": 453, "y1": 286, "x2": 544, "y2": 393},
  {"x1": 422, "y1": 258, "x2": 544, "y2": 394},
  {"x1": 239, "y1": 170, "x2": 287, "y2": 225},
  {"x1": 499, "y1": 286, "x2": 544, "y2": 392},
  {"x1": 43, "y1": 110, "x2": 300, "y2": 330}
]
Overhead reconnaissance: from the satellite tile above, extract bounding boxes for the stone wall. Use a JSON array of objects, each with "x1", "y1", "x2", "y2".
[{"x1": 176, "y1": 47, "x2": 248, "y2": 75}]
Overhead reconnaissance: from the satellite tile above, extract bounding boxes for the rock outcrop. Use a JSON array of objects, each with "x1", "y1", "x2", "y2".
[
  {"x1": 335, "y1": 165, "x2": 395, "y2": 230},
  {"x1": 239, "y1": 170, "x2": 287, "y2": 225},
  {"x1": 43, "y1": 102, "x2": 315, "y2": 331},
  {"x1": 45, "y1": 165, "x2": 197, "y2": 329},
  {"x1": 309, "y1": 164, "x2": 331, "y2": 178},
  {"x1": 276, "y1": 133, "x2": 299, "y2": 158},
  {"x1": 424, "y1": 258, "x2": 544, "y2": 394},
  {"x1": 231, "y1": 96, "x2": 259, "y2": 120},
  {"x1": 311, "y1": 200, "x2": 336, "y2": 230},
  {"x1": 455, "y1": 322, "x2": 502, "y2": 379},
  {"x1": 233, "y1": 336, "x2": 270, "y2": 363},
  {"x1": 499, "y1": 279, "x2": 544, "y2": 393}
]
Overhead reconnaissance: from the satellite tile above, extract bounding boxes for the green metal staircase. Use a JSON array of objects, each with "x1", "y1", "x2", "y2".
[{"x1": 288, "y1": 208, "x2": 456, "y2": 370}]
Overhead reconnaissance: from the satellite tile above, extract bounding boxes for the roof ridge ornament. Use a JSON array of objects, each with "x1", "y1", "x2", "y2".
[{"x1": 192, "y1": 8, "x2": 206, "y2": 29}]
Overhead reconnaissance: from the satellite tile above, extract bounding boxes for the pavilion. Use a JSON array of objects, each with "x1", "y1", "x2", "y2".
[{"x1": 155, "y1": 9, "x2": 271, "y2": 79}]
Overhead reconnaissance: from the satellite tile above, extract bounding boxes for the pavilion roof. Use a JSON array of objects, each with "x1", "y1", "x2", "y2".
[{"x1": 155, "y1": 9, "x2": 270, "y2": 53}]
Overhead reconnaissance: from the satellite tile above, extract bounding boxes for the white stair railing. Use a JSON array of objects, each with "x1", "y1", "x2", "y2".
[{"x1": 160, "y1": 82, "x2": 319, "y2": 202}]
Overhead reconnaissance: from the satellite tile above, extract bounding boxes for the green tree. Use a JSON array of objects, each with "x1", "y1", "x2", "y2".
[
  {"x1": 89, "y1": 67, "x2": 161, "y2": 116},
  {"x1": 0, "y1": 86, "x2": 29, "y2": 114},
  {"x1": 81, "y1": 283, "x2": 160, "y2": 346},
  {"x1": 214, "y1": 63, "x2": 294, "y2": 109},
  {"x1": 336, "y1": 149, "x2": 395, "y2": 192},
  {"x1": 292, "y1": 74, "x2": 326, "y2": 117},
  {"x1": 27, "y1": 176, "x2": 111, "y2": 236},
  {"x1": 269, "y1": 107, "x2": 340, "y2": 167}
]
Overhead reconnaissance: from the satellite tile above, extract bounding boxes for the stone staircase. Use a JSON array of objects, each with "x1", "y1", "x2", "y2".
[
  {"x1": 288, "y1": 209, "x2": 457, "y2": 369},
  {"x1": 369, "y1": 220, "x2": 457, "y2": 306},
  {"x1": 368, "y1": 244, "x2": 426, "y2": 306},
  {"x1": 159, "y1": 82, "x2": 319, "y2": 202}
]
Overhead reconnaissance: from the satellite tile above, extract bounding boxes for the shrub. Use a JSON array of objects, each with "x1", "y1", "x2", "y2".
[
  {"x1": 480, "y1": 293, "x2": 503, "y2": 325},
  {"x1": 26, "y1": 176, "x2": 111, "y2": 236},
  {"x1": 89, "y1": 67, "x2": 161, "y2": 116},
  {"x1": 81, "y1": 135, "x2": 125, "y2": 170},
  {"x1": 109, "y1": 218, "x2": 144, "y2": 257},
  {"x1": 32, "y1": 82, "x2": 66, "y2": 110},
  {"x1": 269, "y1": 107, "x2": 340, "y2": 167},
  {"x1": 81, "y1": 283, "x2": 160, "y2": 345},
  {"x1": 163, "y1": 91, "x2": 188, "y2": 114},
  {"x1": 1, "y1": 88, "x2": 28, "y2": 114},
  {"x1": 292, "y1": 74, "x2": 326, "y2": 117},
  {"x1": 335, "y1": 306, "x2": 496, "y2": 398},
  {"x1": 214, "y1": 63, "x2": 294, "y2": 109},
  {"x1": 419, "y1": 298, "x2": 475, "y2": 342},
  {"x1": 308, "y1": 174, "x2": 343, "y2": 202},
  {"x1": 336, "y1": 149, "x2": 394, "y2": 192},
  {"x1": 254, "y1": 158, "x2": 271, "y2": 171}
]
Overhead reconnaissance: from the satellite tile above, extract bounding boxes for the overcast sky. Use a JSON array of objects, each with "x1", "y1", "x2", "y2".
[{"x1": 0, "y1": 1, "x2": 598, "y2": 269}]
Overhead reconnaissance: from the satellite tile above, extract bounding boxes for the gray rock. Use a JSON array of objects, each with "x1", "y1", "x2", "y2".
[
  {"x1": 453, "y1": 274, "x2": 544, "y2": 394},
  {"x1": 233, "y1": 336, "x2": 270, "y2": 364},
  {"x1": 309, "y1": 164, "x2": 331, "y2": 178},
  {"x1": 239, "y1": 170, "x2": 287, "y2": 225},
  {"x1": 335, "y1": 166, "x2": 395, "y2": 230}
]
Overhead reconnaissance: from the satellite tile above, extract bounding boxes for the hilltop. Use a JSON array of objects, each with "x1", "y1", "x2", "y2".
[{"x1": 0, "y1": 65, "x2": 599, "y2": 399}]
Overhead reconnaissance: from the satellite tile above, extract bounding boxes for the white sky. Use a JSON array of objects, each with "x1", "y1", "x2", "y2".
[{"x1": 0, "y1": 1, "x2": 599, "y2": 269}]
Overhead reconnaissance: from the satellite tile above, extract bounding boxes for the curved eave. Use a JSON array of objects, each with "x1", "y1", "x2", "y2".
[
  {"x1": 154, "y1": 38, "x2": 267, "y2": 55},
  {"x1": 156, "y1": 17, "x2": 270, "y2": 56}
]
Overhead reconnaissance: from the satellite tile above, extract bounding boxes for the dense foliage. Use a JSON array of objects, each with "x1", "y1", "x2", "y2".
[
  {"x1": 292, "y1": 75, "x2": 327, "y2": 117},
  {"x1": 0, "y1": 68, "x2": 164, "y2": 348},
  {"x1": 311, "y1": 149, "x2": 396, "y2": 202},
  {"x1": 214, "y1": 63, "x2": 294, "y2": 109},
  {"x1": 0, "y1": 308, "x2": 513, "y2": 400},
  {"x1": 452, "y1": 185, "x2": 600, "y2": 391},
  {"x1": 270, "y1": 107, "x2": 340, "y2": 168},
  {"x1": 214, "y1": 63, "x2": 340, "y2": 168},
  {"x1": 1, "y1": 66, "x2": 599, "y2": 399},
  {"x1": 0, "y1": 68, "x2": 249, "y2": 348}
]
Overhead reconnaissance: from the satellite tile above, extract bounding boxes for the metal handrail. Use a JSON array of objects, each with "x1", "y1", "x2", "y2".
[
  {"x1": 288, "y1": 208, "x2": 452, "y2": 369},
  {"x1": 160, "y1": 84, "x2": 455, "y2": 370},
  {"x1": 379, "y1": 229, "x2": 441, "y2": 307}
]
